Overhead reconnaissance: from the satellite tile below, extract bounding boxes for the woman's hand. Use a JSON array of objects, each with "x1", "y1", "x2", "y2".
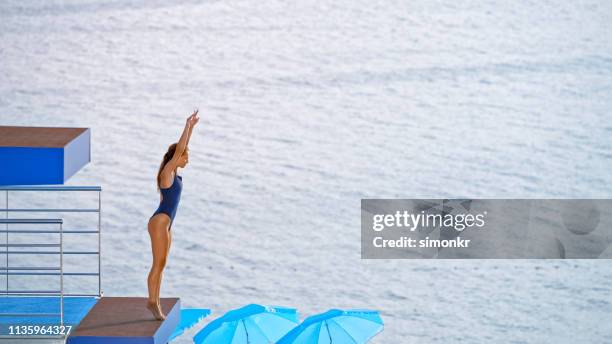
[{"x1": 187, "y1": 109, "x2": 200, "y2": 127}]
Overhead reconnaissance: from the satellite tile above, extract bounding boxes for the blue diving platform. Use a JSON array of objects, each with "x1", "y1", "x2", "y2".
[
  {"x1": 67, "y1": 297, "x2": 180, "y2": 344},
  {"x1": 0, "y1": 126, "x2": 91, "y2": 185}
]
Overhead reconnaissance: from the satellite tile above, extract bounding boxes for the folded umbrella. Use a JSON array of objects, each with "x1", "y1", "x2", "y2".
[
  {"x1": 193, "y1": 304, "x2": 298, "y2": 344},
  {"x1": 277, "y1": 309, "x2": 383, "y2": 344}
]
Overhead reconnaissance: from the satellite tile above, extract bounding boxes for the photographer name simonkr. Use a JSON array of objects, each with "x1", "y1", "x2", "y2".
[{"x1": 373, "y1": 236, "x2": 471, "y2": 248}]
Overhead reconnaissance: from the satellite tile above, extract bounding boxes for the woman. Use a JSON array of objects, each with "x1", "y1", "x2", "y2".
[{"x1": 147, "y1": 110, "x2": 199, "y2": 320}]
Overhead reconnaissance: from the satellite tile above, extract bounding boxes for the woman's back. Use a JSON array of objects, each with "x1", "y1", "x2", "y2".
[{"x1": 152, "y1": 174, "x2": 183, "y2": 225}]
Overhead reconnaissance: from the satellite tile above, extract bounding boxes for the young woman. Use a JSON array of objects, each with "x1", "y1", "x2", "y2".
[{"x1": 147, "y1": 110, "x2": 199, "y2": 320}]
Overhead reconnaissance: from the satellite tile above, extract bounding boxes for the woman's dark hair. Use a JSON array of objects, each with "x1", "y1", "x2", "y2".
[{"x1": 157, "y1": 143, "x2": 177, "y2": 191}]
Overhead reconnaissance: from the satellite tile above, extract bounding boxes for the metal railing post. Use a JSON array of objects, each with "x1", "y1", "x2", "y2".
[
  {"x1": 5, "y1": 190, "x2": 8, "y2": 295},
  {"x1": 98, "y1": 190, "x2": 102, "y2": 297},
  {"x1": 60, "y1": 221, "x2": 64, "y2": 326}
]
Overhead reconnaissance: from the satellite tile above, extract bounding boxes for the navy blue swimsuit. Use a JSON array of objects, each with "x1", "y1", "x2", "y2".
[{"x1": 151, "y1": 174, "x2": 183, "y2": 229}]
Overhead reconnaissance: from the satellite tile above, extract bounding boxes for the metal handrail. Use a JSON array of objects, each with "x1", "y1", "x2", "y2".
[
  {"x1": 3, "y1": 209, "x2": 99, "y2": 212},
  {"x1": 2, "y1": 272, "x2": 98, "y2": 276},
  {"x1": 0, "y1": 251, "x2": 98, "y2": 255},
  {"x1": 0, "y1": 243, "x2": 60, "y2": 247},
  {"x1": 0, "y1": 219, "x2": 63, "y2": 224},
  {"x1": 0, "y1": 229, "x2": 99, "y2": 234},
  {"x1": 0, "y1": 186, "x2": 101, "y2": 191},
  {"x1": 0, "y1": 186, "x2": 102, "y2": 295},
  {"x1": 0, "y1": 219, "x2": 64, "y2": 327},
  {"x1": 0, "y1": 267, "x2": 61, "y2": 270},
  {"x1": 0, "y1": 186, "x2": 102, "y2": 339}
]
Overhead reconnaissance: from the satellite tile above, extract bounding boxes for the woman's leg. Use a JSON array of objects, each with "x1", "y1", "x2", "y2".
[
  {"x1": 156, "y1": 228, "x2": 172, "y2": 308},
  {"x1": 147, "y1": 215, "x2": 170, "y2": 320},
  {"x1": 167, "y1": 228, "x2": 172, "y2": 256}
]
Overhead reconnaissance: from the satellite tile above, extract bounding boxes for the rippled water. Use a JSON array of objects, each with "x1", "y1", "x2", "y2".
[{"x1": 1, "y1": 0, "x2": 612, "y2": 342}]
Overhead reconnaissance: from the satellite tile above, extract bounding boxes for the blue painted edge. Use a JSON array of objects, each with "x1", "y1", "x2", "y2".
[
  {"x1": 63, "y1": 128, "x2": 91, "y2": 182},
  {"x1": 153, "y1": 299, "x2": 181, "y2": 344},
  {"x1": 0, "y1": 147, "x2": 63, "y2": 185}
]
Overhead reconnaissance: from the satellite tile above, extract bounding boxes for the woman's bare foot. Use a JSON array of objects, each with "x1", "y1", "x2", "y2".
[
  {"x1": 147, "y1": 301, "x2": 166, "y2": 320},
  {"x1": 156, "y1": 301, "x2": 166, "y2": 319}
]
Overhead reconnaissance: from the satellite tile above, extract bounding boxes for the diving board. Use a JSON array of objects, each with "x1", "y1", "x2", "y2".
[
  {"x1": 0, "y1": 125, "x2": 91, "y2": 185},
  {"x1": 67, "y1": 297, "x2": 180, "y2": 344}
]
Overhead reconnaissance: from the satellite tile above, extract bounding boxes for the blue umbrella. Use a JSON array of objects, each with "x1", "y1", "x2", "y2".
[
  {"x1": 193, "y1": 304, "x2": 298, "y2": 344},
  {"x1": 169, "y1": 308, "x2": 211, "y2": 341},
  {"x1": 277, "y1": 309, "x2": 383, "y2": 344}
]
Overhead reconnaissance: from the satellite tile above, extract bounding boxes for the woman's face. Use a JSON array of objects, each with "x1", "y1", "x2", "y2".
[{"x1": 178, "y1": 149, "x2": 189, "y2": 168}]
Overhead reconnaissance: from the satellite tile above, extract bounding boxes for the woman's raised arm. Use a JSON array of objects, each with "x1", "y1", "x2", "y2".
[
  {"x1": 185, "y1": 110, "x2": 199, "y2": 147},
  {"x1": 163, "y1": 110, "x2": 199, "y2": 174}
]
